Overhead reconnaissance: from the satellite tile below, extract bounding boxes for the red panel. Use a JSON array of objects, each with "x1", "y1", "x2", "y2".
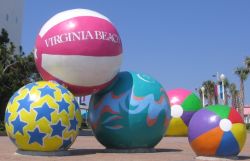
[{"x1": 228, "y1": 108, "x2": 244, "y2": 124}]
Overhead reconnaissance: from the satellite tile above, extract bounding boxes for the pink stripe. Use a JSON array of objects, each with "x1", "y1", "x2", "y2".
[
  {"x1": 36, "y1": 16, "x2": 122, "y2": 57},
  {"x1": 167, "y1": 88, "x2": 192, "y2": 106}
]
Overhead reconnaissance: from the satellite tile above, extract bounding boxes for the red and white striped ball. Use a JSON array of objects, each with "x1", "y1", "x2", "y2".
[{"x1": 34, "y1": 9, "x2": 123, "y2": 96}]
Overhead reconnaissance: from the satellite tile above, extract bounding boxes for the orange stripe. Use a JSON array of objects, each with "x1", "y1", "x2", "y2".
[
  {"x1": 111, "y1": 92, "x2": 125, "y2": 99},
  {"x1": 133, "y1": 95, "x2": 144, "y2": 101},
  {"x1": 147, "y1": 116, "x2": 157, "y2": 127},
  {"x1": 155, "y1": 95, "x2": 164, "y2": 104},
  {"x1": 191, "y1": 127, "x2": 224, "y2": 156},
  {"x1": 164, "y1": 117, "x2": 170, "y2": 128},
  {"x1": 94, "y1": 94, "x2": 108, "y2": 109},
  {"x1": 101, "y1": 105, "x2": 118, "y2": 115},
  {"x1": 133, "y1": 94, "x2": 166, "y2": 104},
  {"x1": 111, "y1": 125, "x2": 123, "y2": 129},
  {"x1": 91, "y1": 122, "x2": 98, "y2": 130}
]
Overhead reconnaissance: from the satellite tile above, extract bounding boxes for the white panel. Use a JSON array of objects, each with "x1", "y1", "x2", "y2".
[
  {"x1": 41, "y1": 54, "x2": 122, "y2": 87},
  {"x1": 219, "y1": 119, "x2": 232, "y2": 132},
  {"x1": 171, "y1": 105, "x2": 184, "y2": 118},
  {"x1": 39, "y1": 9, "x2": 111, "y2": 37}
]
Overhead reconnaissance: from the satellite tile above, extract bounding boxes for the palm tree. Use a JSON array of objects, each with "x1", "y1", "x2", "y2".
[
  {"x1": 229, "y1": 83, "x2": 239, "y2": 109},
  {"x1": 197, "y1": 87, "x2": 207, "y2": 106},
  {"x1": 223, "y1": 78, "x2": 230, "y2": 105},
  {"x1": 213, "y1": 83, "x2": 218, "y2": 105},
  {"x1": 234, "y1": 67, "x2": 249, "y2": 118},
  {"x1": 195, "y1": 88, "x2": 203, "y2": 101},
  {"x1": 245, "y1": 56, "x2": 250, "y2": 69},
  {"x1": 235, "y1": 91, "x2": 241, "y2": 111},
  {"x1": 202, "y1": 80, "x2": 215, "y2": 105}
]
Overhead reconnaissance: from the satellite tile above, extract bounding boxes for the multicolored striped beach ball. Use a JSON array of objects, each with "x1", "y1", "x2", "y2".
[
  {"x1": 188, "y1": 105, "x2": 247, "y2": 157},
  {"x1": 34, "y1": 9, "x2": 122, "y2": 96},
  {"x1": 165, "y1": 88, "x2": 202, "y2": 136}
]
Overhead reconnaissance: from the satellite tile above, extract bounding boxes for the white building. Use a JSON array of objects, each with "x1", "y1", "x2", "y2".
[
  {"x1": 244, "y1": 105, "x2": 250, "y2": 123},
  {"x1": 0, "y1": 0, "x2": 24, "y2": 49}
]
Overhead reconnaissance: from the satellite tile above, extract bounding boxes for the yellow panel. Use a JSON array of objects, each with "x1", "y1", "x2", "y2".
[
  {"x1": 165, "y1": 118, "x2": 188, "y2": 136},
  {"x1": 231, "y1": 123, "x2": 247, "y2": 151}
]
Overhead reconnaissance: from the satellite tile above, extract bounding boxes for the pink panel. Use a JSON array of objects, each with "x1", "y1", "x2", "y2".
[
  {"x1": 166, "y1": 88, "x2": 192, "y2": 106},
  {"x1": 36, "y1": 16, "x2": 122, "y2": 57}
]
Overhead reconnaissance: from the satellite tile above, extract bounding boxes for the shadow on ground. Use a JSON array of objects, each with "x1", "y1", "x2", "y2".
[
  {"x1": 195, "y1": 155, "x2": 250, "y2": 161},
  {"x1": 238, "y1": 156, "x2": 250, "y2": 160},
  {"x1": 68, "y1": 148, "x2": 182, "y2": 156},
  {"x1": 155, "y1": 148, "x2": 182, "y2": 153},
  {"x1": 78, "y1": 129, "x2": 94, "y2": 136}
]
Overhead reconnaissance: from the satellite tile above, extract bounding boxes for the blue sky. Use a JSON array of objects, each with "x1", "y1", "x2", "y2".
[{"x1": 22, "y1": 0, "x2": 250, "y2": 104}]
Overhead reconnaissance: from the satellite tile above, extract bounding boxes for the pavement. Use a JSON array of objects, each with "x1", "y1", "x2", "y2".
[{"x1": 0, "y1": 130, "x2": 249, "y2": 161}]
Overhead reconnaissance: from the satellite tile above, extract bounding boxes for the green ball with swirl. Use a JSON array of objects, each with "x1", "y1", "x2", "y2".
[{"x1": 89, "y1": 71, "x2": 171, "y2": 149}]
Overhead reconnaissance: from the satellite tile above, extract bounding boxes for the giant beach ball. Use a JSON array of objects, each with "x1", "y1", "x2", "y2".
[
  {"x1": 188, "y1": 105, "x2": 247, "y2": 157},
  {"x1": 5, "y1": 81, "x2": 82, "y2": 151},
  {"x1": 165, "y1": 88, "x2": 202, "y2": 136},
  {"x1": 89, "y1": 71, "x2": 171, "y2": 149},
  {"x1": 34, "y1": 9, "x2": 123, "y2": 96}
]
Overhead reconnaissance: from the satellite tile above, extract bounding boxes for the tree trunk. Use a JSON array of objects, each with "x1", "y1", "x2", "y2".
[
  {"x1": 225, "y1": 90, "x2": 229, "y2": 105},
  {"x1": 232, "y1": 94, "x2": 237, "y2": 109},
  {"x1": 236, "y1": 93, "x2": 240, "y2": 111},
  {"x1": 214, "y1": 94, "x2": 218, "y2": 104},
  {"x1": 0, "y1": 97, "x2": 8, "y2": 122},
  {"x1": 239, "y1": 79, "x2": 245, "y2": 120},
  {"x1": 231, "y1": 94, "x2": 235, "y2": 107},
  {"x1": 198, "y1": 90, "x2": 202, "y2": 102},
  {"x1": 208, "y1": 95, "x2": 213, "y2": 105}
]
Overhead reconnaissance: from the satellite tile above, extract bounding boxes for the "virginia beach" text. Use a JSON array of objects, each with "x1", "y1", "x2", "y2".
[{"x1": 44, "y1": 30, "x2": 121, "y2": 47}]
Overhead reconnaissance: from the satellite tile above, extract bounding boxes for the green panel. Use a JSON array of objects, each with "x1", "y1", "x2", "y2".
[
  {"x1": 181, "y1": 93, "x2": 202, "y2": 111},
  {"x1": 131, "y1": 72, "x2": 164, "y2": 101},
  {"x1": 206, "y1": 105, "x2": 231, "y2": 119},
  {"x1": 93, "y1": 72, "x2": 133, "y2": 107},
  {"x1": 112, "y1": 72, "x2": 133, "y2": 96}
]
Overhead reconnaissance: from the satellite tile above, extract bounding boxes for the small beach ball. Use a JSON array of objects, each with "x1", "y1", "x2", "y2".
[
  {"x1": 34, "y1": 9, "x2": 123, "y2": 96},
  {"x1": 4, "y1": 81, "x2": 82, "y2": 152},
  {"x1": 89, "y1": 71, "x2": 171, "y2": 149},
  {"x1": 165, "y1": 88, "x2": 202, "y2": 136},
  {"x1": 188, "y1": 105, "x2": 247, "y2": 157}
]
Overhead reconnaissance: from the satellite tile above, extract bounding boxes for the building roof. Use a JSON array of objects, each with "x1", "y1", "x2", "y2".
[{"x1": 244, "y1": 106, "x2": 250, "y2": 115}]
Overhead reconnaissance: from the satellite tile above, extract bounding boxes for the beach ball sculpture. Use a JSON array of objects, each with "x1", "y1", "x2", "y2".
[
  {"x1": 4, "y1": 81, "x2": 82, "y2": 152},
  {"x1": 34, "y1": 9, "x2": 123, "y2": 96},
  {"x1": 165, "y1": 88, "x2": 202, "y2": 136},
  {"x1": 89, "y1": 71, "x2": 171, "y2": 149},
  {"x1": 188, "y1": 105, "x2": 247, "y2": 157}
]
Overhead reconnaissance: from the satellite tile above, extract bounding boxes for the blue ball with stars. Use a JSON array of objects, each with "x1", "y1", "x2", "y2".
[{"x1": 4, "y1": 81, "x2": 82, "y2": 152}]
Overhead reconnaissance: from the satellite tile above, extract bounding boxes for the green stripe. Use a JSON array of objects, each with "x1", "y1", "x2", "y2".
[
  {"x1": 181, "y1": 93, "x2": 202, "y2": 111},
  {"x1": 206, "y1": 105, "x2": 230, "y2": 119}
]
